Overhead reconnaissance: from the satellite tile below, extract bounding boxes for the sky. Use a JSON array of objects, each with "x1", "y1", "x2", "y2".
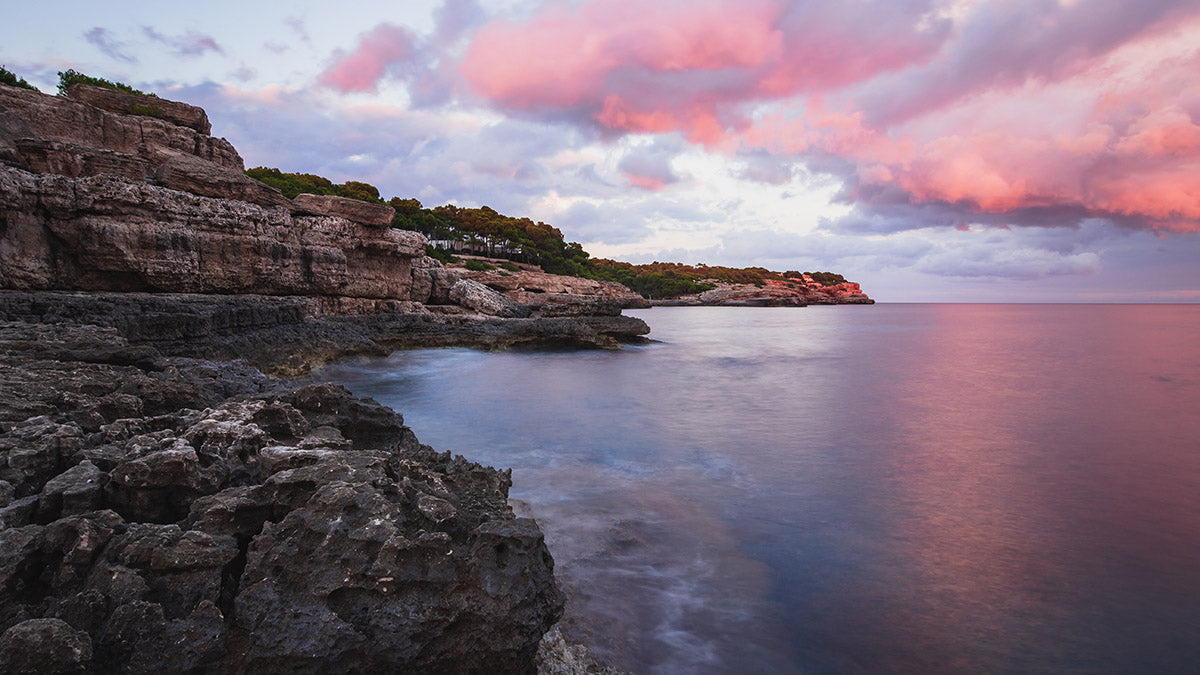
[{"x1": 3, "y1": 0, "x2": 1199, "y2": 302}]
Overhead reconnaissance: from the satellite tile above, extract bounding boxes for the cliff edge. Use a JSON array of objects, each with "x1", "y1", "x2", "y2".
[{"x1": 0, "y1": 83, "x2": 649, "y2": 370}]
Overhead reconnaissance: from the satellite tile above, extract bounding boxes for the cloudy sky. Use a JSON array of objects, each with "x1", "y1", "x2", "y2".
[{"x1": 4, "y1": 0, "x2": 1199, "y2": 301}]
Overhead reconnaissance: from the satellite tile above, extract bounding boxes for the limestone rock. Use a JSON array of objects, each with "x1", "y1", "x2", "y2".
[
  {"x1": 654, "y1": 278, "x2": 873, "y2": 306},
  {"x1": 0, "y1": 167, "x2": 422, "y2": 300},
  {"x1": 153, "y1": 153, "x2": 291, "y2": 208},
  {"x1": 450, "y1": 278, "x2": 533, "y2": 318},
  {"x1": 67, "y1": 83, "x2": 211, "y2": 135},
  {"x1": 37, "y1": 461, "x2": 103, "y2": 521},
  {"x1": 0, "y1": 84, "x2": 240, "y2": 170},
  {"x1": 456, "y1": 264, "x2": 650, "y2": 316},
  {"x1": 292, "y1": 193, "x2": 396, "y2": 227}
]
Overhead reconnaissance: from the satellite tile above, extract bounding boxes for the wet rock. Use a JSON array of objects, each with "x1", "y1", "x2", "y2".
[
  {"x1": 0, "y1": 618, "x2": 93, "y2": 674},
  {"x1": 536, "y1": 625, "x2": 624, "y2": 675}
]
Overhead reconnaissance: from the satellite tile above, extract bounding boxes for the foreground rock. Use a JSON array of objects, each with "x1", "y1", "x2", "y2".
[{"x1": 0, "y1": 322, "x2": 564, "y2": 672}]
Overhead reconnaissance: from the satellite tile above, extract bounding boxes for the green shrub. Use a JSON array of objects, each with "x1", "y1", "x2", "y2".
[
  {"x1": 127, "y1": 103, "x2": 165, "y2": 119},
  {"x1": 57, "y1": 69, "x2": 155, "y2": 97},
  {"x1": 463, "y1": 259, "x2": 496, "y2": 272},
  {"x1": 1, "y1": 66, "x2": 38, "y2": 91},
  {"x1": 807, "y1": 272, "x2": 847, "y2": 287},
  {"x1": 500, "y1": 262, "x2": 520, "y2": 272},
  {"x1": 244, "y1": 167, "x2": 384, "y2": 204},
  {"x1": 425, "y1": 245, "x2": 457, "y2": 265}
]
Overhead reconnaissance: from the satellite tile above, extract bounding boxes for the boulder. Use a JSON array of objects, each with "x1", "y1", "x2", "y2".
[
  {"x1": 153, "y1": 153, "x2": 291, "y2": 208},
  {"x1": 292, "y1": 193, "x2": 396, "y2": 227},
  {"x1": 450, "y1": 279, "x2": 532, "y2": 318},
  {"x1": 66, "y1": 83, "x2": 211, "y2": 135},
  {"x1": 0, "y1": 618, "x2": 93, "y2": 674}
]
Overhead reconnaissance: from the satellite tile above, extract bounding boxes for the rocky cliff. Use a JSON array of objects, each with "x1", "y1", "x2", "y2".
[
  {"x1": 654, "y1": 277, "x2": 874, "y2": 307},
  {"x1": 0, "y1": 82, "x2": 649, "y2": 348},
  {"x1": 0, "y1": 82, "x2": 641, "y2": 672}
]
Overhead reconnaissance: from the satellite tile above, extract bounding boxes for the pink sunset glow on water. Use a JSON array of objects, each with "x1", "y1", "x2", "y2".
[{"x1": 322, "y1": 304, "x2": 1200, "y2": 673}]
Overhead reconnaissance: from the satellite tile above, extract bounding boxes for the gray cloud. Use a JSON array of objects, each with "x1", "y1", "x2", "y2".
[
  {"x1": 84, "y1": 27, "x2": 135, "y2": 63},
  {"x1": 142, "y1": 27, "x2": 224, "y2": 56},
  {"x1": 617, "y1": 141, "x2": 683, "y2": 190},
  {"x1": 854, "y1": 0, "x2": 1198, "y2": 125}
]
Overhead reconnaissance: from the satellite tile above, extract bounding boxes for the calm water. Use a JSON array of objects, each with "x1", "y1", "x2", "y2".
[{"x1": 318, "y1": 305, "x2": 1200, "y2": 673}]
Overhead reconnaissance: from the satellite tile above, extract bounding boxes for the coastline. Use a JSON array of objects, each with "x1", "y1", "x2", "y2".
[
  {"x1": 0, "y1": 81, "x2": 860, "y2": 672},
  {"x1": 0, "y1": 81, "x2": 642, "y2": 672}
]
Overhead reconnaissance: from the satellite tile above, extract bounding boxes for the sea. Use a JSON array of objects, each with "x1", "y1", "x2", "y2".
[{"x1": 317, "y1": 304, "x2": 1200, "y2": 674}]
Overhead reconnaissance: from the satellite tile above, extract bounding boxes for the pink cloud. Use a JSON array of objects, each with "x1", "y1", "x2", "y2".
[
  {"x1": 624, "y1": 173, "x2": 667, "y2": 191},
  {"x1": 457, "y1": 0, "x2": 1200, "y2": 233},
  {"x1": 319, "y1": 23, "x2": 415, "y2": 93},
  {"x1": 460, "y1": 0, "x2": 943, "y2": 139}
]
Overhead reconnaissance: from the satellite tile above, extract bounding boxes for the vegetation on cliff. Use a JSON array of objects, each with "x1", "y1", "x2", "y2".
[
  {"x1": 56, "y1": 69, "x2": 157, "y2": 97},
  {"x1": 1, "y1": 65, "x2": 37, "y2": 91},
  {"x1": 245, "y1": 167, "x2": 385, "y2": 202},
  {"x1": 245, "y1": 166, "x2": 857, "y2": 298}
]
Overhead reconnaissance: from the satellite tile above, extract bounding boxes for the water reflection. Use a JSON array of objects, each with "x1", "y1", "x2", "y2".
[{"x1": 318, "y1": 305, "x2": 1200, "y2": 673}]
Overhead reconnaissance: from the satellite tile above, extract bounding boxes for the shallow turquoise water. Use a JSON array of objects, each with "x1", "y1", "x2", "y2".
[{"x1": 319, "y1": 305, "x2": 1200, "y2": 674}]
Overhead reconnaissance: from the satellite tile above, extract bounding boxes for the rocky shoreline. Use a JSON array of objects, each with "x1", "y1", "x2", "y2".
[
  {"x1": 0, "y1": 319, "x2": 583, "y2": 673},
  {"x1": 0, "y1": 82, "x2": 639, "y2": 672}
]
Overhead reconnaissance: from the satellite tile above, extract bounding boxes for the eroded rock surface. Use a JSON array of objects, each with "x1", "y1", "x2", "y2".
[
  {"x1": 0, "y1": 322, "x2": 564, "y2": 672},
  {"x1": 456, "y1": 263, "x2": 651, "y2": 317},
  {"x1": 292, "y1": 193, "x2": 396, "y2": 227},
  {"x1": 0, "y1": 167, "x2": 422, "y2": 299},
  {"x1": 66, "y1": 84, "x2": 212, "y2": 134}
]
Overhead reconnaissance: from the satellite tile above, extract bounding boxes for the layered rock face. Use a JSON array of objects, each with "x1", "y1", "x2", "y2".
[
  {"x1": 0, "y1": 168, "x2": 424, "y2": 298},
  {"x1": 0, "y1": 83, "x2": 654, "y2": 350},
  {"x1": 0, "y1": 84, "x2": 434, "y2": 302},
  {"x1": 66, "y1": 84, "x2": 213, "y2": 134}
]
